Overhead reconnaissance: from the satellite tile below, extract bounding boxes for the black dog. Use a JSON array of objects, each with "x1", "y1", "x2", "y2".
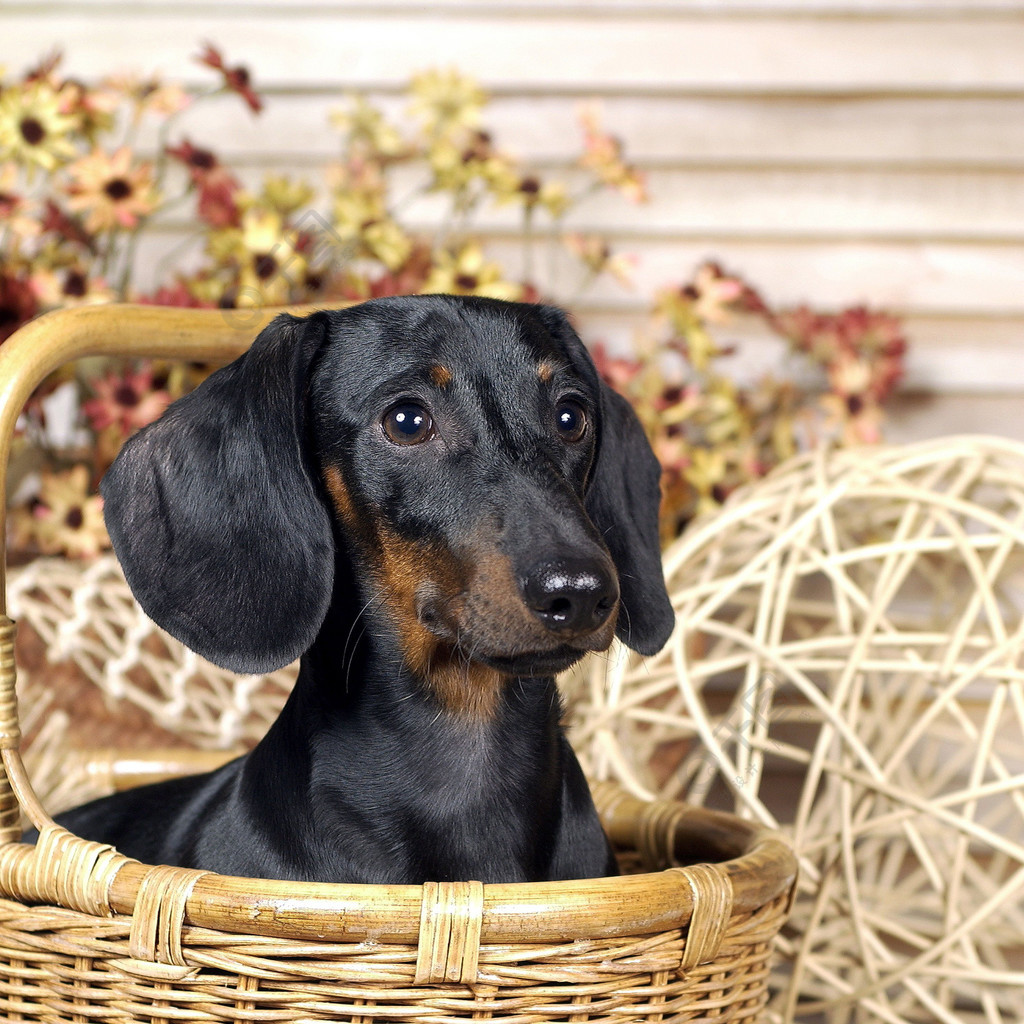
[{"x1": 53, "y1": 295, "x2": 673, "y2": 884}]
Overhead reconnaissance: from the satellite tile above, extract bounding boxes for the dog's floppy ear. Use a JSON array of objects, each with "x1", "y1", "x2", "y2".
[
  {"x1": 587, "y1": 384, "x2": 675, "y2": 655},
  {"x1": 101, "y1": 311, "x2": 335, "y2": 674},
  {"x1": 536, "y1": 306, "x2": 675, "y2": 656}
]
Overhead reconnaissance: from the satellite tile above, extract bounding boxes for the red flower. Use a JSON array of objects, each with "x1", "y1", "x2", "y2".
[
  {"x1": 165, "y1": 138, "x2": 218, "y2": 181},
  {"x1": 0, "y1": 272, "x2": 39, "y2": 342},
  {"x1": 196, "y1": 43, "x2": 263, "y2": 114},
  {"x1": 82, "y1": 365, "x2": 171, "y2": 434},
  {"x1": 198, "y1": 176, "x2": 242, "y2": 228},
  {"x1": 772, "y1": 304, "x2": 908, "y2": 405},
  {"x1": 590, "y1": 342, "x2": 642, "y2": 393},
  {"x1": 40, "y1": 199, "x2": 96, "y2": 251},
  {"x1": 23, "y1": 50, "x2": 63, "y2": 86},
  {"x1": 166, "y1": 138, "x2": 241, "y2": 228}
]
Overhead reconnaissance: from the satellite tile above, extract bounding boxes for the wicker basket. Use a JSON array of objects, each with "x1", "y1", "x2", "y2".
[{"x1": 0, "y1": 305, "x2": 797, "y2": 1022}]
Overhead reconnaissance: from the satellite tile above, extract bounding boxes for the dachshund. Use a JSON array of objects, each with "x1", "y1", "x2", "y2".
[{"x1": 51, "y1": 295, "x2": 674, "y2": 885}]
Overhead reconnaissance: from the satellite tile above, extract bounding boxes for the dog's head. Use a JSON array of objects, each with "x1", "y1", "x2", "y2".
[{"x1": 103, "y1": 296, "x2": 674, "y2": 700}]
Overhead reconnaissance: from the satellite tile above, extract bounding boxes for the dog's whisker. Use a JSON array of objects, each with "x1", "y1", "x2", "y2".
[{"x1": 340, "y1": 594, "x2": 387, "y2": 689}]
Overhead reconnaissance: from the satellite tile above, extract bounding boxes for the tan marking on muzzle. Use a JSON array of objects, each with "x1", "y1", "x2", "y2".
[
  {"x1": 323, "y1": 464, "x2": 359, "y2": 530},
  {"x1": 464, "y1": 547, "x2": 619, "y2": 655},
  {"x1": 373, "y1": 528, "x2": 504, "y2": 721},
  {"x1": 324, "y1": 465, "x2": 501, "y2": 718},
  {"x1": 462, "y1": 549, "x2": 540, "y2": 639}
]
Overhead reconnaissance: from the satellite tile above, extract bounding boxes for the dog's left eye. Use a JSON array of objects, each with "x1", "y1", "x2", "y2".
[
  {"x1": 554, "y1": 400, "x2": 588, "y2": 443},
  {"x1": 383, "y1": 403, "x2": 435, "y2": 445}
]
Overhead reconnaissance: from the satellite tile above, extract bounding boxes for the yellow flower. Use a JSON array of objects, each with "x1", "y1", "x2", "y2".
[
  {"x1": 237, "y1": 208, "x2": 307, "y2": 305},
  {"x1": 13, "y1": 465, "x2": 109, "y2": 559},
  {"x1": 183, "y1": 272, "x2": 229, "y2": 307},
  {"x1": 654, "y1": 284, "x2": 729, "y2": 373},
  {"x1": 426, "y1": 137, "x2": 475, "y2": 192},
  {"x1": 427, "y1": 130, "x2": 515, "y2": 196},
  {"x1": 0, "y1": 164, "x2": 40, "y2": 240},
  {"x1": 331, "y1": 94, "x2": 405, "y2": 158},
  {"x1": 422, "y1": 243, "x2": 521, "y2": 301},
  {"x1": 564, "y1": 233, "x2": 635, "y2": 286},
  {"x1": 821, "y1": 354, "x2": 885, "y2": 445},
  {"x1": 363, "y1": 219, "x2": 413, "y2": 271},
  {"x1": 829, "y1": 352, "x2": 873, "y2": 400},
  {"x1": 209, "y1": 207, "x2": 308, "y2": 306},
  {"x1": 491, "y1": 170, "x2": 569, "y2": 217},
  {"x1": 691, "y1": 262, "x2": 746, "y2": 325},
  {"x1": 329, "y1": 158, "x2": 387, "y2": 220},
  {"x1": 700, "y1": 378, "x2": 747, "y2": 446},
  {"x1": 0, "y1": 80, "x2": 78, "y2": 175},
  {"x1": 526, "y1": 178, "x2": 569, "y2": 217},
  {"x1": 578, "y1": 104, "x2": 647, "y2": 203},
  {"x1": 58, "y1": 79, "x2": 120, "y2": 142},
  {"x1": 65, "y1": 147, "x2": 160, "y2": 233},
  {"x1": 31, "y1": 266, "x2": 113, "y2": 308},
  {"x1": 260, "y1": 174, "x2": 315, "y2": 218},
  {"x1": 106, "y1": 74, "x2": 190, "y2": 117},
  {"x1": 409, "y1": 69, "x2": 486, "y2": 136},
  {"x1": 140, "y1": 81, "x2": 191, "y2": 117},
  {"x1": 330, "y1": 162, "x2": 412, "y2": 270},
  {"x1": 332, "y1": 186, "x2": 385, "y2": 242},
  {"x1": 683, "y1": 447, "x2": 728, "y2": 517}
]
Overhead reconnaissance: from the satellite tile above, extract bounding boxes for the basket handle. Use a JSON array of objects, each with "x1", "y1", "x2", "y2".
[{"x1": 0, "y1": 302, "x2": 312, "y2": 838}]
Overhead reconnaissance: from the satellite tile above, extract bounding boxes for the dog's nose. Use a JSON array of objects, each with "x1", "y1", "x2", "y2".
[{"x1": 523, "y1": 558, "x2": 619, "y2": 636}]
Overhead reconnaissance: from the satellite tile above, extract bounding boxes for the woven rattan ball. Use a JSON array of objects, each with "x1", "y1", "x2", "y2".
[{"x1": 568, "y1": 435, "x2": 1024, "y2": 1022}]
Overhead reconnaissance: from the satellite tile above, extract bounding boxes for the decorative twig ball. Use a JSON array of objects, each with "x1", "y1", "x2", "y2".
[{"x1": 569, "y1": 435, "x2": 1024, "y2": 1022}]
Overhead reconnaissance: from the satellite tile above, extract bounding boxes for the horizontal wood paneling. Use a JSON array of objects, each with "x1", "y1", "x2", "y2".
[
  {"x1": 124, "y1": 230, "x2": 1024, "y2": 394},
  {"x1": 147, "y1": 162, "x2": 1024, "y2": 249},
  {"x1": 15, "y1": 1, "x2": 1024, "y2": 11},
  {"x1": 2, "y1": 1, "x2": 1022, "y2": 440},
  {"x1": 568, "y1": 310, "x2": 1024, "y2": 393},
  {"x1": 5, "y1": 10, "x2": 1024, "y2": 91},
  {"x1": 129, "y1": 212, "x2": 1024, "y2": 315},
  {"x1": 174, "y1": 93, "x2": 1024, "y2": 167}
]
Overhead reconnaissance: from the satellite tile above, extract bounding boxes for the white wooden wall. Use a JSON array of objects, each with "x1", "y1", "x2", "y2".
[{"x1": 3, "y1": 0, "x2": 1023, "y2": 441}]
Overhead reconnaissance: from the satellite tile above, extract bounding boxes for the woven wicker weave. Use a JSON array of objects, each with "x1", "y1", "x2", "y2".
[
  {"x1": 0, "y1": 305, "x2": 796, "y2": 1023},
  {"x1": 570, "y1": 435, "x2": 1024, "y2": 1022}
]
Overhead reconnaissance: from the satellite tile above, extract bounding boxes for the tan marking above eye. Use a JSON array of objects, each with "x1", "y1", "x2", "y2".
[
  {"x1": 430, "y1": 364, "x2": 453, "y2": 388},
  {"x1": 537, "y1": 361, "x2": 556, "y2": 383}
]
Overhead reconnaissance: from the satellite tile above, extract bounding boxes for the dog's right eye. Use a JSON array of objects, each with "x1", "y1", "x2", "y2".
[
  {"x1": 554, "y1": 399, "x2": 588, "y2": 443},
  {"x1": 382, "y1": 403, "x2": 435, "y2": 445}
]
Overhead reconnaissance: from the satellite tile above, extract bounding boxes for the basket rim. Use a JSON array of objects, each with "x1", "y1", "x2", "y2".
[{"x1": 3, "y1": 775, "x2": 796, "y2": 944}]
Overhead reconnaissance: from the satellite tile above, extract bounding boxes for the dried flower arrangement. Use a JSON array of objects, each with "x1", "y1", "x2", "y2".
[{"x1": 0, "y1": 46, "x2": 908, "y2": 556}]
